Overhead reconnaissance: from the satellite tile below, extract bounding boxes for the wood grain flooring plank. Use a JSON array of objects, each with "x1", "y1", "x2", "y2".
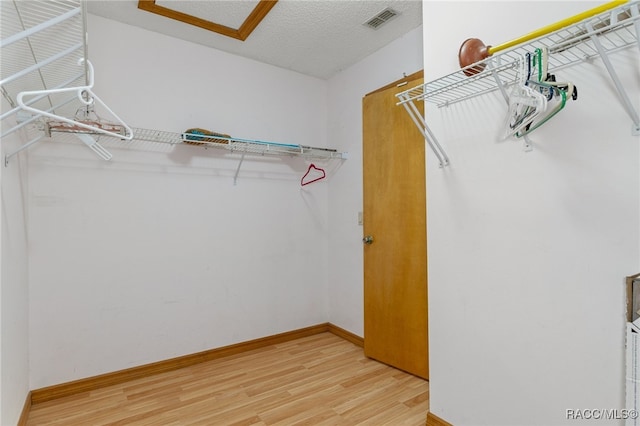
[{"x1": 26, "y1": 333, "x2": 428, "y2": 425}]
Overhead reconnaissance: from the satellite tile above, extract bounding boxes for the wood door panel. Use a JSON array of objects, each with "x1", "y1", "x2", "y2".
[{"x1": 362, "y1": 76, "x2": 428, "y2": 379}]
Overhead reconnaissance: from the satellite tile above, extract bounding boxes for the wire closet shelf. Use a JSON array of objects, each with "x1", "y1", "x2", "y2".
[
  {"x1": 132, "y1": 128, "x2": 347, "y2": 160},
  {"x1": 0, "y1": 1, "x2": 346, "y2": 171},
  {"x1": 0, "y1": 0, "x2": 136, "y2": 164},
  {"x1": 396, "y1": 0, "x2": 640, "y2": 167}
]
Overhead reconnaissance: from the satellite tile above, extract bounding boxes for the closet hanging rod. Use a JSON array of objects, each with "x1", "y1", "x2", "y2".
[
  {"x1": 489, "y1": 0, "x2": 626, "y2": 55},
  {"x1": 458, "y1": 0, "x2": 628, "y2": 68}
]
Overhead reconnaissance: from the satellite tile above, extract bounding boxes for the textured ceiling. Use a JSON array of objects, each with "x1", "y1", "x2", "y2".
[{"x1": 87, "y1": 0, "x2": 423, "y2": 79}]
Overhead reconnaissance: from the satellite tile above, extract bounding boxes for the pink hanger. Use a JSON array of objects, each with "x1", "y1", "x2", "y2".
[{"x1": 301, "y1": 163, "x2": 326, "y2": 186}]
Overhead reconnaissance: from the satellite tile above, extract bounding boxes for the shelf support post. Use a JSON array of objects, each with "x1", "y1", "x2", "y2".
[
  {"x1": 398, "y1": 94, "x2": 450, "y2": 167},
  {"x1": 632, "y1": 3, "x2": 640, "y2": 52},
  {"x1": 233, "y1": 152, "x2": 246, "y2": 185},
  {"x1": 486, "y1": 59, "x2": 510, "y2": 104},
  {"x1": 5, "y1": 135, "x2": 44, "y2": 166},
  {"x1": 585, "y1": 19, "x2": 640, "y2": 135}
]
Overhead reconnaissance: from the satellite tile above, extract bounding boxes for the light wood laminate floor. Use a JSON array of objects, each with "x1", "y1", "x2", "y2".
[{"x1": 26, "y1": 332, "x2": 429, "y2": 425}]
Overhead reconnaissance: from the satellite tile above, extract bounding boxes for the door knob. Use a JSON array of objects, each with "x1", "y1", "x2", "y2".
[{"x1": 362, "y1": 235, "x2": 374, "y2": 245}]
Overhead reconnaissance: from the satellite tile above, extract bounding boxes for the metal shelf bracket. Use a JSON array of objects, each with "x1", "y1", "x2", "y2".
[
  {"x1": 585, "y1": 13, "x2": 640, "y2": 135},
  {"x1": 396, "y1": 93, "x2": 450, "y2": 168}
]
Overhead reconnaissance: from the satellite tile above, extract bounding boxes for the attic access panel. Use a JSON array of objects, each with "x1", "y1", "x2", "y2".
[{"x1": 137, "y1": 0, "x2": 278, "y2": 41}]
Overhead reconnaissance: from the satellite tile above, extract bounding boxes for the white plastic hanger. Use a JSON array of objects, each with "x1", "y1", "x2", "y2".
[
  {"x1": 515, "y1": 81, "x2": 567, "y2": 137},
  {"x1": 501, "y1": 85, "x2": 547, "y2": 140},
  {"x1": 514, "y1": 47, "x2": 577, "y2": 138},
  {"x1": 501, "y1": 48, "x2": 563, "y2": 140},
  {"x1": 16, "y1": 58, "x2": 133, "y2": 142},
  {"x1": 500, "y1": 53, "x2": 547, "y2": 141}
]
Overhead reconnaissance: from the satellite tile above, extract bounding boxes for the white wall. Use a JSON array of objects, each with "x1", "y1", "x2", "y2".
[
  {"x1": 27, "y1": 14, "x2": 331, "y2": 389},
  {"x1": 1, "y1": 132, "x2": 30, "y2": 425},
  {"x1": 326, "y1": 25, "x2": 424, "y2": 336},
  {"x1": 26, "y1": 8, "x2": 425, "y2": 392},
  {"x1": 424, "y1": 2, "x2": 639, "y2": 425}
]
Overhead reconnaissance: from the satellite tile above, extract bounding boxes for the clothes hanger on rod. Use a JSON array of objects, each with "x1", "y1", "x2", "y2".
[
  {"x1": 301, "y1": 163, "x2": 326, "y2": 186},
  {"x1": 502, "y1": 47, "x2": 578, "y2": 140},
  {"x1": 501, "y1": 53, "x2": 547, "y2": 140},
  {"x1": 536, "y1": 73, "x2": 578, "y2": 102},
  {"x1": 516, "y1": 81, "x2": 567, "y2": 137},
  {"x1": 16, "y1": 59, "x2": 134, "y2": 142},
  {"x1": 516, "y1": 47, "x2": 578, "y2": 137}
]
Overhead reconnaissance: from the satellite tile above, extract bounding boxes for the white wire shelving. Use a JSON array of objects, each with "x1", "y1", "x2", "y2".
[
  {"x1": 397, "y1": 1, "x2": 640, "y2": 167},
  {"x1": 1, "y1": 0, "x2": 134, "y2": 165},
  {"x1": 130, "y1": 128, "x2": 347, "y2": 185},
  {"x1": 132, "y1": 128, "x2": 347, "y2": 160},
  {"x1": 0, "y1": 1, "x2": 347, "y2": 184}
]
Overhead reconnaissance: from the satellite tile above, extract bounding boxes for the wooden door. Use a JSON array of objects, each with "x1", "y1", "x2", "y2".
[{"x1": 362, "y1": 73, "x2": 428, "y2": 379}]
